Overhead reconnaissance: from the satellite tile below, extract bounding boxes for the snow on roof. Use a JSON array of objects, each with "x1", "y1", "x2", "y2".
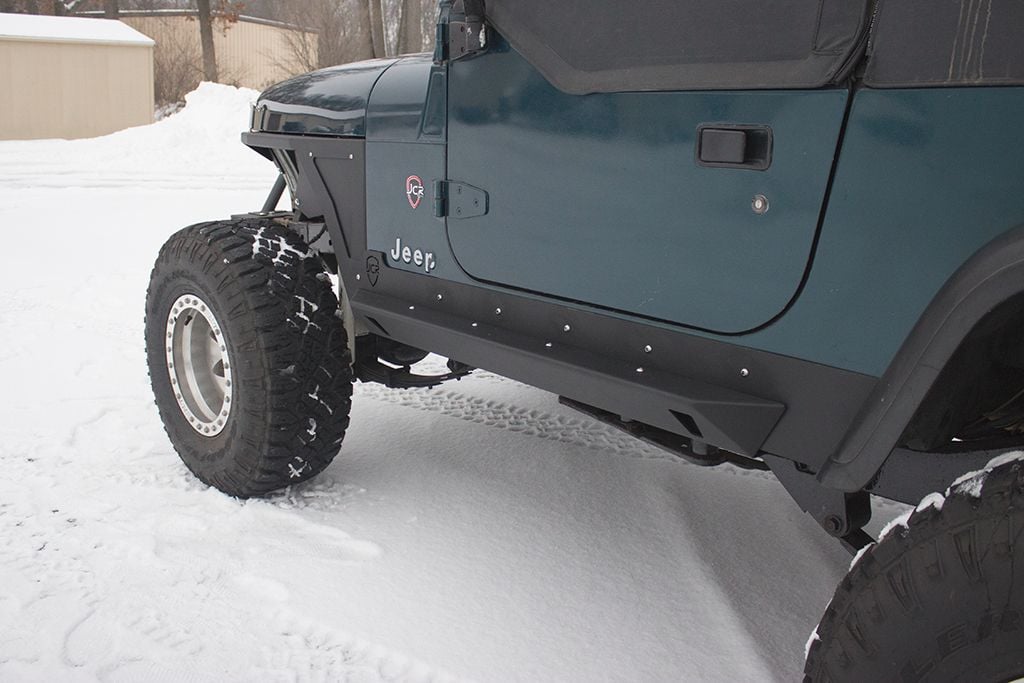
[{"x1": 0, "y1": 13, "x2": 155, "y2": 47}]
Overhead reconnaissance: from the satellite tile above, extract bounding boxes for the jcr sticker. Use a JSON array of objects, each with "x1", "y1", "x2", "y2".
[{"x1": 406, "y1": 175, "x2": 424, "y2": 209}]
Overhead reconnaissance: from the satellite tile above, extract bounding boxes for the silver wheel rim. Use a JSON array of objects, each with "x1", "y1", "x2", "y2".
[{"x1": 165, "y1": 294, "x2": 233, "y2": 437}]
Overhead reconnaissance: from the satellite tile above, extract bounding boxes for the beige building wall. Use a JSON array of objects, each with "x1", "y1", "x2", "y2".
[
  {"x1": 122, "y1": 15, "x2": 314, "y2": 92},
  {"x1": 0, "y1": 38, "x2": 154, "y2": 140}
]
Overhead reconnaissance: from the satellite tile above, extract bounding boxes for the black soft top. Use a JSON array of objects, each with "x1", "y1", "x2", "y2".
[
  {"x1": 865, "y1": 0, "x2": 1024, "y2": 88},
  {"x1": 483, "y1": 0, "x2": 873, "y2": 93},
  {"x1": 478, "y1": 0, "x2": 1024, "y2": 93}
]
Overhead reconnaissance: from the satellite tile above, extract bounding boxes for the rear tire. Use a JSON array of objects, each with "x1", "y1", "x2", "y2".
[
  {"x1": 145, "y1": 218, "x2": 352, "y2": 497},
  {"x1": 805, "y1": 457, "x2": 1024, "y2": 682}
]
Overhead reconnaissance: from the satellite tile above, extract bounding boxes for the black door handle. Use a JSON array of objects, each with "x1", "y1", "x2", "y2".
[{"x1": 697, "y1": 125, "x2": 773, "y2": 170}]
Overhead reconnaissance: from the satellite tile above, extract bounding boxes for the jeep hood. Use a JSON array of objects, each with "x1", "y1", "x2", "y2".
[{"x1": 253, "y1": 57, "x2": 399, "y2": 137}]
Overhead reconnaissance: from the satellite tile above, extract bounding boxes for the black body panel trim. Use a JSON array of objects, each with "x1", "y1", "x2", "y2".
[{"x1": 821, "y1": 224, "x2": 1024, "y2": 491}]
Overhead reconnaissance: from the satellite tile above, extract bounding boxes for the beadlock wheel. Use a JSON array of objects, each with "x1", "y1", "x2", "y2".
[
  {"x1": 165, "y1": 294, "x2": 233, "y2": 437},
  {"x1": 145, "y1": 218, "x2": 353, "y2": 497}
]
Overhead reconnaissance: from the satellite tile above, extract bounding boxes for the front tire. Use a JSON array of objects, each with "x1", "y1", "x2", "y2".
[
  {"x1": 805, "y1": 456, "x2": 1024, "y2": 682},
  {"x1": 145, "y1": 218, "x2": 352, "y2": 497}
]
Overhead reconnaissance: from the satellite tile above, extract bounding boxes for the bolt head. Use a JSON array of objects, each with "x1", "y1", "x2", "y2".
[
  {"x1": 752, "y1": 194, "x2": 770, "y2": 215},
  {"x1": 563, "y1": 324, "x2": 571, "y2": 333},
  {"x1": 740, "y1": 368, "x2": 750, "y2": 377},
  {"x1": 643, "y1": 345, "x2": 653, "y2": 353},
  {"x1": 824, "y1": 515, "x2": 845, "y2": 535}
]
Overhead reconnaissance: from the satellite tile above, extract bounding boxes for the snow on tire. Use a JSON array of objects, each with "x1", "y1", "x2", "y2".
[
  {"x1": 145, "y1": 218, "x2": 352, "y2": 497},
  {"x1": 804, "y1": 455, "x2": 1024, "y2": 682}
]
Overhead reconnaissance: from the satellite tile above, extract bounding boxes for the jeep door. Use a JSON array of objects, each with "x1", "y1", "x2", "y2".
[{"x1": 444, "y1": 2, "x2": 867, "y2": 334}]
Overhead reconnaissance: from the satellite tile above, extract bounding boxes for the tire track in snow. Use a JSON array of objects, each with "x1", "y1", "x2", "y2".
[
  {"x1": 354, "y1": 379, "x2": 912, "y2": 515},
  {"x1": 355, "y1": 382, "x2": 775, "y2": 480},
  {"x1": 122, "y1": 610, "x2": 206, "y2": 658},
  {"x1": 255, "y1": 612, "x2": 466, "y2": 683}
]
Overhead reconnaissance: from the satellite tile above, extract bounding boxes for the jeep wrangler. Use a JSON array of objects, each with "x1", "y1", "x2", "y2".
[{"x1": 144, "y1": 1, "x2": 1024, "y2": 679}]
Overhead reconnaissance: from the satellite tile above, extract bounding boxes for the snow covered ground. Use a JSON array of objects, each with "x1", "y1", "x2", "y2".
[{"x1": 0, "y1": 84, "x2": 908, "y2": 682}]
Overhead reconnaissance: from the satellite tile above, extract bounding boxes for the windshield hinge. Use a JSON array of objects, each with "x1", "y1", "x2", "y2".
[
  {"x1": 436, "y1": 0, "x2": 486, "y2": 63},
  {"x1": 433, "y1": 180, "x2": 488, "y2": 219}
]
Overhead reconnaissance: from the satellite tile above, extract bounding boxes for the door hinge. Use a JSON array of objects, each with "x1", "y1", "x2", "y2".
[{"x1": 433, "y1": 180, "x2": 489, "y2": 219}]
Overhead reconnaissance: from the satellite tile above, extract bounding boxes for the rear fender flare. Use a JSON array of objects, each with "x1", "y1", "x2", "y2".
[{"x1": 821, "y1": 224, "x2": 1024, "y2": 491}]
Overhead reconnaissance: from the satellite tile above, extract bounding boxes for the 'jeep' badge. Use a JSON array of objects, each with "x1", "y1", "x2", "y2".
[{"x1": 406, "y1": 175, "x2": 424, "y2": 209}]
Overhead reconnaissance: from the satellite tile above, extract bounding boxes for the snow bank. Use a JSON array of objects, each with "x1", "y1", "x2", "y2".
[{"x1": 0, "y1": 82, "x2": 276, "y2": 191}]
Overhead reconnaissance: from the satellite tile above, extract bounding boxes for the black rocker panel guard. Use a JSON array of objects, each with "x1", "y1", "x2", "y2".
[
  {"x1": 355, "y1": 289, "x2": 784, "y2": 457},
  {"x1": 352, "y1": 259, "x2": 878, "y2": 468}
]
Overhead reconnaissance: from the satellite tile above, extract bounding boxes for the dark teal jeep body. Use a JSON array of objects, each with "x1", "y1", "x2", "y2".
[{"x1": 147, "y1": 1, "x2": 1024, "y2": 678}]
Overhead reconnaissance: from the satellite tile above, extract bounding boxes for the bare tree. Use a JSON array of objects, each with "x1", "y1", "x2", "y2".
[
  {"x1": 272, "y1": 0, "x2": 436, "y2": 72},
  {"x1": 396, "y1": 0, "x2": 435, "y2": 54},
  {"x1": 348, "y1": 0, "x2": 375, "y2": 60},
  {"x1": 275, "y1": 0, "x2": 377, "y2": 71},
  {"x1": 396, "y1": 0, "x2": 421, "y2": 54},
  {"x1": 103, "y1": 0, "x2": 118, "y2": 17},
  {"x1": 195, "y1": 0, "x2": 218, "y2": 81},
  {"x1": 151, "y1": 17, "x2": 202, "y2": 106},
  {"x1": 368, "y1": 0, "x2": 386, "y2": 58}
]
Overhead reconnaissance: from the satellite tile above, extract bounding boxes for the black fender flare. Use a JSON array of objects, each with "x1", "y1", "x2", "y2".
[{"x1": 820, "y1": 224, "x2": 1024, "y2": 491}]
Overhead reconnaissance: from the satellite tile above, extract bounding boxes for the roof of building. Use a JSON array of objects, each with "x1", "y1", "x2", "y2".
[
  {"x1": 0, "y1": 12, "x2": 155, "y2": 47},
  {"x1": 80, "y1": 9, "x2": 317, "y2": 34}
]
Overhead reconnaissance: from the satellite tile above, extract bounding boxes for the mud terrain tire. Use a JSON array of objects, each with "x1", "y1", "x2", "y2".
[
  {"x1": 805, "y1": 457, "x2": 1024, "y2": 682},
  {"x1": 145, "y1": 218, "x2": 352, "y2": 497}
]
